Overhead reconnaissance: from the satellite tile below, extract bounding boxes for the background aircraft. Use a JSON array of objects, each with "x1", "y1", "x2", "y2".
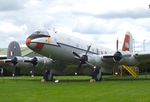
[{"x1": 0, "y1": 41, "x2": 53, "y2": 79}]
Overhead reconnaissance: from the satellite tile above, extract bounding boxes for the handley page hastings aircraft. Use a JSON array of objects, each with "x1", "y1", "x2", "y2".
[{"x1": 23, "y1": 30, "x2": 150, "y2": 81}]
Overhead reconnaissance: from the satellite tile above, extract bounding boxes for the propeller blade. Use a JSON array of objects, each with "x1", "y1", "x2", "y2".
[
  {"x1": 12, "y1": 65, "x2": 16, "y2": 77},
  {"x1": 76, "y1": 62, "x2": 82, "y2": 74},
  {"x1": 73, "y1": 45, "x2": 94, "y2": 74},
  {"x1": 31, "y1": 65, "x2": 35, "y2": 77},
  {"x1": 85, "y1": 45, "x2": 91, "y2": 55},
  {"x1": 116, "y1": 38, "x2": 119, "y2": 51},
  {"x1": 73, "y1": 51, "x2": 80, "y2": 58}
]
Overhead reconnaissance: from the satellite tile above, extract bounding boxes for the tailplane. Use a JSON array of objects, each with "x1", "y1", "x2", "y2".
[
  {"x1": 122, "y1": 31, "x2": 133, "y2": 53},
  {"x1": 7, "y1": 41, "x2": 21, "y2": 59}
]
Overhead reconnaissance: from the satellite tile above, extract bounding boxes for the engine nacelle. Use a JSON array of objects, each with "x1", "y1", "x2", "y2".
[
  {"x1": 11, "y1": 56, "x2": 32, "y2": 68},
  {"x1": 113, "y1": 51, "x2": 131, "y2": 62},
  {"x1": 33, "y1": 56, "x2": 53, "y2": 68},
  {"x1": 11, "y1": 56, "x2": 53, "y2": 69}
]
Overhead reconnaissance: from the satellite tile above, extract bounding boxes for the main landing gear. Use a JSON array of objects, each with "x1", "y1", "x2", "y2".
[
  {"x1": 91, "y1": 68, "x2": 102, "y2": 81},
  {"x1": 43, "y1": 70, "x2": 54, "y2": 81}
]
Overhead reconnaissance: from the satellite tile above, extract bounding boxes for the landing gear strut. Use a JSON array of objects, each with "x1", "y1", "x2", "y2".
[
  {"x1": 92, "y1": 68, "x2": 102, "y2": 81},
  {"x1": 43, "y1": 70, "x2": 54, "y2": 81}
]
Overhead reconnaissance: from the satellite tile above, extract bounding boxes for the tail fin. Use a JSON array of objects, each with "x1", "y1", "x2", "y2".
[
  {"x1": 122, "y1": 31, "x2": 133, "y2": 53},
  {"x1": 7, "y1": 41, "x2": 21, "y2": 59}
]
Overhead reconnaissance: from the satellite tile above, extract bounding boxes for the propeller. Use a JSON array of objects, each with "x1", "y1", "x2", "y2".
[
  {"x1": 116, "y1": 38, "x2": 119, "y2": 51},
  {"x1": 103, "y1": 38, "x2": 122, "y2": 62},
  {"x1": 24, "y1": 57, "x2": 38, "y2": 77},
  {"x1": 113, "y1": 38, "x2": 122, "y2": 62},
  {"x1": 113, "y1": 38, "x2": 121, "y2": 75},
  {"x1": 73, "y1": 45, "x2": 96, "y2": 74},
  {"x1": 5, "y1": 57, "x2": 18, "y2": 76}
]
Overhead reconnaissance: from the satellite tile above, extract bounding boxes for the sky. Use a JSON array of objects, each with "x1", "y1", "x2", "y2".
[{"x1": 0, "y1": 0, "x2": 150, "y2": 52}]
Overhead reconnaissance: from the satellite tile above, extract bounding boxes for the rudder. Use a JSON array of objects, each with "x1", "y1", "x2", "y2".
[
  {"x1": 7, "y1": 41, "x2": 21, "y2": 59},
  {"x1": 122, "y1": 31, "x2": 133, "y2": 53}
]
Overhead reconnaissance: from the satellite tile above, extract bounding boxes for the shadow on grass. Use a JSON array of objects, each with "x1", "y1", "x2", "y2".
[
  {"x1": 103, "y1": 77, "x2": 150, "y2": 81},
  {"x1": 1, "y1": 76, "x2": 150, "y2": 83},
  {"x1": 56, "y1": 79, "x2": 90, "y2": 83}
]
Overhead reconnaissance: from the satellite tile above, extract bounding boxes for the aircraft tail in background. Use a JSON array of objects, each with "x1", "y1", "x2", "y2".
[
  {"x1": 7, "y1": 41, "x2": 21, "y2": 59},
  {"x1": 122, "y1": 31, "x2": 133, "y2": 53}
]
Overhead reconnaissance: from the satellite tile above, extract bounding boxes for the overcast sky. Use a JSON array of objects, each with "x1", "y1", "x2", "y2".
[{"x1": 0, "y1": 0, "x2": 150, "y2": 52}]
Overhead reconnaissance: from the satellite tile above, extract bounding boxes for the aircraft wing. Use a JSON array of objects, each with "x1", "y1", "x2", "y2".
[
  {"x1": 0, "y1": 55, "x2": 8, "y2": 65},
  {"x1": 101, "y1": 54, "x2": 115, "y2": 64},
  {"x1": 0, "y1": 55, "x2": 7, "y2": 60},
  {"x1": 134, "y1": 52, "x2": 150, "y2": 64},
  {"x1": 101, "y1": 52, "x2": 150, "y2": 66}
]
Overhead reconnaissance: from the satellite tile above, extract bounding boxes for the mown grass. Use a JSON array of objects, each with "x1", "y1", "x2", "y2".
[{"x1": 0, "y1": 76, "x2": 150, "y2": 102}]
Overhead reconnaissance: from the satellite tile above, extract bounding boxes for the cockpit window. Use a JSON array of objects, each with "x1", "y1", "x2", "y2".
[
  {"x1": 28, "y1": 31, "x2": 50, "y2": 39},
  {"x1": 32, "y1": 31, "x2": 49, "y2": 35}
]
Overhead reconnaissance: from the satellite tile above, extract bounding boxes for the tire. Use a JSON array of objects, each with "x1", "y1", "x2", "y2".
[
  {"x1": 48, "y1": 71, "x2": 54, "y2": 81},
  {"x1": 43, "y1": 70, "x2": 54, "y2": 81},
  {"x1": 96, "y1": 68, "x2": 102, "y2": 81},
  {"x1": 92, "y1": 68, "x2": 102, "y2": 81}
]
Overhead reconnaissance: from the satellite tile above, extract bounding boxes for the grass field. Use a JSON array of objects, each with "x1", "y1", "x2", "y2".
[{"x1": 0, "y1": 76, "x2": 150, "y2": 102}]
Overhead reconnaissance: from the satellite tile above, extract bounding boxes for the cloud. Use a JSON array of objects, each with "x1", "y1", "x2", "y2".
[
  {"x1": 0, "y1": 22, "x2": 23, "y2": 32},
  {"x1": 72, "y1": 16, "x2": 120, "y2": 34},
  {"x1": 0, "y1": 22, "x2": 27, "y2": 48},
  {"x1": 96, "y1": 8, "x2": 150, "y2": 19},
  {"x1": 0, "y1": 0, "x2": 149, "y2": 52},
  {"x1": 0, "y1": 0, "x2": 27, "y2": 11}
]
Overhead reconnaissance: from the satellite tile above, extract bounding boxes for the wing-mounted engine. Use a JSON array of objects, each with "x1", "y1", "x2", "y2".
[
  {"x1": 6, "y1": 56, "x2": 53, "y2": 68},
  {"x1": 103, "y1": 49, "x2": 133, "y2": 64},
  {"x1": 102, "y1": 38, "x2": 138, "y2": 66},
  {"x1": 4, "y1": 56, "x2": 53, "y2": 76},
  {"x1": 72, "y1": 45, "x2": 103, "y2": 81},
  {"x1": 113, "y1": 51, "x2": 131, "y2": 62},
  {"x1": 7, "y1": 56, "x2": 32, "y2": 67},
  {"x1": 73, "y1": 45, "x2": 97, "y2": 74},
  {"x1": 24, "y1": 56, "x2": 53, "y2": 76},
  {"x1": 28, "y1": 56, "x2": 53, "y2": 68}
]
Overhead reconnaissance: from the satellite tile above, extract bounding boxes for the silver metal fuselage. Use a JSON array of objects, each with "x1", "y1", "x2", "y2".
[{"x1": 27, "y1": 31, "x2": 115, "y2": 75}]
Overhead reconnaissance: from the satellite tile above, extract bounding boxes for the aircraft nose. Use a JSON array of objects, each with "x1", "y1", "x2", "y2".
[{"x1": 26, "y1": 38, "x2": 31, "y2": 46}]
